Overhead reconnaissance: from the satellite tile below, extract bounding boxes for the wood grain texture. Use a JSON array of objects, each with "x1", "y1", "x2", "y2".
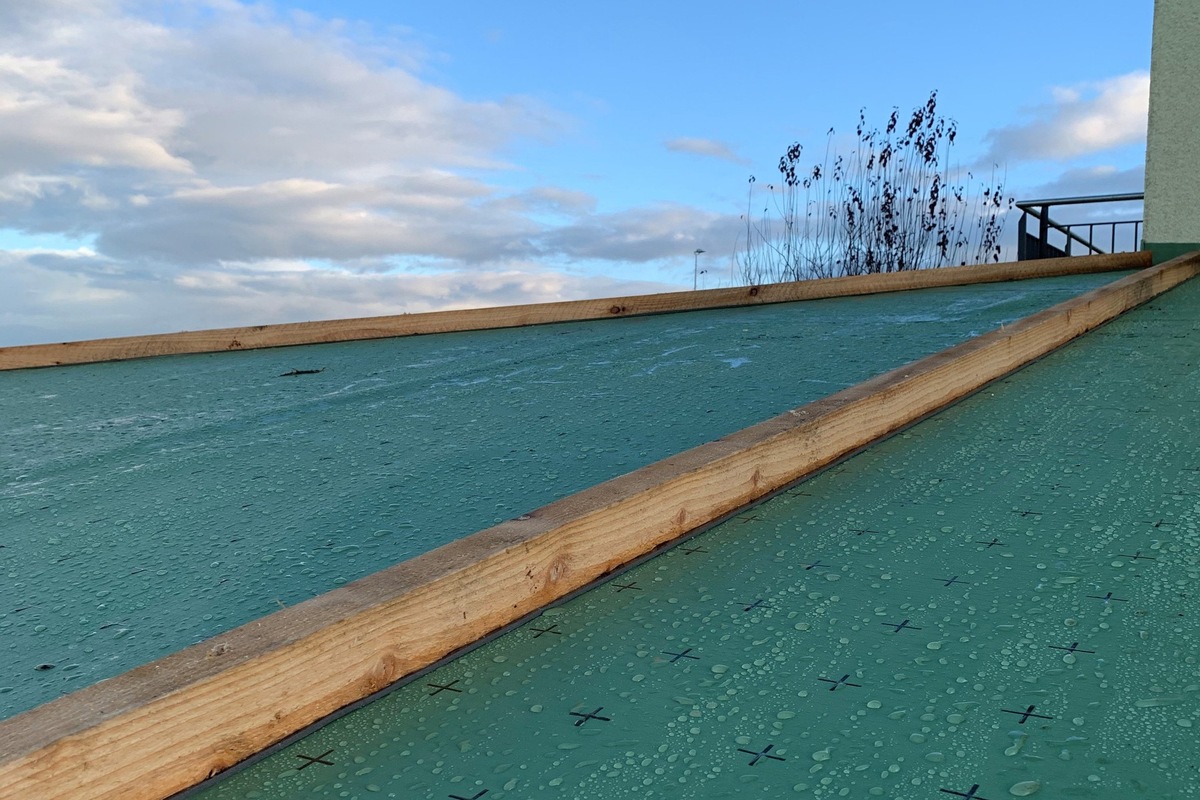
[
  {"x1": 0, "y1": 252, "x2": 1192, "y2": 800},
  {"x1": 0, "y1": 252, "x2": 1148, "y2": 370}
]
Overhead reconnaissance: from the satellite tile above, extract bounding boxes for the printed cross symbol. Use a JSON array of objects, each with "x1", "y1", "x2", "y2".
[
  {"x1": 662, "y1": 648, "x2": 699, "y2": 663},
  {"x1": 881, "y1": 619, "x2": 921, "y2": 633},
  {"x1": 737, "y1": 743, "x2": 785, "y2": 766},
  {"x1": 1001, "y1": 704, "x2": 1054, "y2": 724},
  {"x1": 295, "y1": 749, "x2": 334, "y2": 770},
  {"x1": 940, "y1": 785, "x2": 989, "y2": 800},
  {"x1": 1049, "y1": 642, "x2": 1095, "y2": 655},
  {"x1": 818, "y1": 674, "x2": 862, "y2": 691},
  {"x1": 427, "y1": 680, "x2": 463, "y2": 696},
  {"x1": 933, "y1": 575, "x2": 969, "y2": 587},
  {"x1": 569, "y1": 707, "x2": 611, "y2": 727}
]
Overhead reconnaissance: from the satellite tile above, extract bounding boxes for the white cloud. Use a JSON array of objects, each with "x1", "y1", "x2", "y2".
[
  {"x1": 0, "y1": 1, "x2": 740, "y2": 346},
  {"x1": 1025, "y1": 164, "x2": 1145, "y2": 204},
  {"x1": 983, "y1": 72, "x2": 1150, "y2": 163},
  {"x1": 665, "y1": 137, "x2": 748, "y2": 165},
  {"x1": 0, "y1": 54, "x2": 191, "y2": 176},
  {"x1": 0, "y1": 249, "x2": 677, "y2": 345},
  {"x1": 541, "y1": 204, "x2": 736, "y2": 263},
  {"x1": 95, "y1": 173, "x2": 546, "y2": 264}
]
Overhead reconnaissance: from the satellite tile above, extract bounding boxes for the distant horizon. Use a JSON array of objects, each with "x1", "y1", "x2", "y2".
[
  {"x1": 0, "y1": 252, "x2": 1147, "y2": 357},
  {"x1": 0, "y1": 1, "x2": 1153, "y2": 345}
]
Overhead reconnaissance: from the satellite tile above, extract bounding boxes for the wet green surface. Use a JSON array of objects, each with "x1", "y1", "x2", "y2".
[
  {"x1": 0, "y1": 272, "x2": 1128, "y2": 719},
  {"x1": 192, "y1": 276, "x2": 1200, "y2": 800}
]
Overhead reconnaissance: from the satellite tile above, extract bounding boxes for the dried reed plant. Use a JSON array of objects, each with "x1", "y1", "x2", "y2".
[{"x1": 738, "y1": 92, "x2": 1012, "y2": 284}]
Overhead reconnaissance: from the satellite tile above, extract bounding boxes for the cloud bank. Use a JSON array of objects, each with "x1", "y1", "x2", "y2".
[
  {"x1": 664, "y1": 137, "x2": 748, "y2": 165},
  {"x1": 0, "y1": 2, "x2": 736, "y2": 344},
  {"x1": 983, "y1": 71, "x2": 1150, "y2": 164}
]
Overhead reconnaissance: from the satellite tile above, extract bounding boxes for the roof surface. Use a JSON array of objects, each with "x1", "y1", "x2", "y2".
[
  {"x1": 1, "y1": 273, "x2": 1123, "y2": 720},
  {"x1": 191, "y1": 275, "x2": 1199, "y2": 799}
]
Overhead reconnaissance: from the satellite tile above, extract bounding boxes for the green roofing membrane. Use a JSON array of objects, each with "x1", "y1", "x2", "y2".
[
  {"x1": 0, "y1": 272, "x2": 1128, "y2": 721},
  {"x1": 189, "y1": 274, "x2": 1200, "y2": 800}
]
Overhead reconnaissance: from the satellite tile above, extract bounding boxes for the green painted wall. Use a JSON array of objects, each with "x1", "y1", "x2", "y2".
[{"x1": 1145, "y1": 0, "x2": 1200, "y2": 262}]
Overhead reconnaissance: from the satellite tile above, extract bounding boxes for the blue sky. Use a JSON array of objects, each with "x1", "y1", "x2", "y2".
[{"x1": 0, "y1": 1, "x2": 1154, "y2": 344}]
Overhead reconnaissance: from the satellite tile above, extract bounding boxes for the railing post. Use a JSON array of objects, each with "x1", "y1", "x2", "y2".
[
  {"x1": 1018, "y1": 212, "x2": 1029, "y2": 260},
  {"x1": 1038, "y1": 205, "x2": 1050, "y2": 259}
]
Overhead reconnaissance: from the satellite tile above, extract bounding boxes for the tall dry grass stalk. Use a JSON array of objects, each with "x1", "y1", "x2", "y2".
[{"x1": 738, "y1": 92, "x2": 1012, "y2": 284}]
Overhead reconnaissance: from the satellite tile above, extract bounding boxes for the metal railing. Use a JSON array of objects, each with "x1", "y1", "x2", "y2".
[{"x1": 1016, "y1": 192, "x2": 1144, "y2": 260}]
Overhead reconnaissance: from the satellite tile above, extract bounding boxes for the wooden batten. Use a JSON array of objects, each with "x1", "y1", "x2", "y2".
[
  {"x1": 0, "y1": 252, "x2": 1193, "y2": 800},
  {"x1": 0, "y1": 252, "x2": 1148, "y2": 370}
]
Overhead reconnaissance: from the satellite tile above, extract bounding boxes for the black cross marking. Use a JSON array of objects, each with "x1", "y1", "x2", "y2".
[
  {"x1": 940, "y1": 786, "x2": 989, "y2": 800},
  {"x1": 738, "y1": 599, "x2": 770, "y2": 612},
  {"x1": 678, "y1": 545, "x2": 708, "y2": 555},
  {"x1": 663, "y1": 648, "x2": 699, "y2": 663},
  {"x1": 1118, "y1": 551, "x2": 1157, "y2": 561},
  {"x1": 1049, "y1": 642, "x2": 1095, "y2": 655},
  {"x1": 1087, "y1": 592, "x2": 1127, "y2": 603},
  {"x1": 295, "y1": 749, "x2": 334, "y2": 770},
  {"x1": 1001, "y1": 704, "x2": 1054, "y2": 724},
  {"x1": 1011, "y1": 509, "x2": 1043, "y2": 518},
  {"x1": 975, "y1": 538, "x2": 1006, "y2": 548},
  {"x1": 736, "y1": 514, "x2": 763, "y2": 524},
  {"x1": 448, "y1": 791, "x2": 488, "y2": 800},
  {"x1": 613, "y1": 582, "x2": 642, "y2": 592},
  {"x1": 848, "y1": 528, "x2": 879, "y2": 536},
  {"x1": 804, "y1": 559, "x2": 829, "y2": 570},
  {"x1": 818, "y1": 674, "x2": 862, "y2": 691},
  {"x1": 531, "y1": 624, "x2": 561, "y2": 638},
  {"x1": 427, "y1": 680, "x2": 463, "y2": 696},
  {"x1": 569, "y1": 707, "x2": 611, "y2": 726},
  {"x1": 1144, "y1": 518, "x2": 1175, "y2": 528},
  {"x1": 881, "y1": 619, "x2": 921, "y2": 633},
  {"x1": 933, "y1": 575, "x2": 969, "y2": 587},
  {"x1": 737, "y1": 743, "x2": 785, "y2": 766}
]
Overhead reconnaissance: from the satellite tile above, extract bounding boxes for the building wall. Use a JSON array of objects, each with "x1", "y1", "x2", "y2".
[{"x1": 1145, "y1": 0, "x2": 1200, "y2": 262}]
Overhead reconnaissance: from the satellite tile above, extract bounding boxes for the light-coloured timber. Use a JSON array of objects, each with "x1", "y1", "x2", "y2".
[
  {"x1": 0, "y1": 252, "x2": 1148, "y2": 370},
  {"x1": 0, "y1": 253, "x2": 1194, "y2": 800}
]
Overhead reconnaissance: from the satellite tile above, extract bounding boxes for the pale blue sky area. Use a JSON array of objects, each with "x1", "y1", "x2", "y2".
[{"x1": 0, "y1": 1, "x2": 1154, "y2": 344}]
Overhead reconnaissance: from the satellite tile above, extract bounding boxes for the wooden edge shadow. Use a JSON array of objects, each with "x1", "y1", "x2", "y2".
[
  {"x1": 0, "y1": 252, "x2": 1193, "y2": 800},
  {"x1": 0, "y1": 252, "x2": 1148, "y2": 370}
]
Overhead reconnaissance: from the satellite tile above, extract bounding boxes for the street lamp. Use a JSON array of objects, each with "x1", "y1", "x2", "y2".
[{"x1": 693, "y1": 248, "x2": 706, "y2": 291}]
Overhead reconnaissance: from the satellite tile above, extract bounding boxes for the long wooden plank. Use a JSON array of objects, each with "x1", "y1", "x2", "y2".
[
  {"x1": 0, "y1": 252, "x2": 1147, "y2": 370},
  {"x1": 0, "y1": 252, "x2": 1192, "y2": 800}
]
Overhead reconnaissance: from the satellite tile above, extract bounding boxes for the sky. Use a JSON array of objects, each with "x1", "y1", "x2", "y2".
[{"x1": 0, "y1": 0, "x2": 1155, "y2": 345}]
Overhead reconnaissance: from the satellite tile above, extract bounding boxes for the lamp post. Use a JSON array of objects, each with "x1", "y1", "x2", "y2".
[{"x1": 693, "y1": 248, "x2": 705, "y2": 291}]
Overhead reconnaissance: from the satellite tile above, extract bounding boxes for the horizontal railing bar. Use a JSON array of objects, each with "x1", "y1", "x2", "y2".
[
  {"x1": 1063, "y1": 219, "x2": 1144, "y2": 227},
  {"x1": 1016, "y1": 192, "x2": 1144, "y2": 210}
]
